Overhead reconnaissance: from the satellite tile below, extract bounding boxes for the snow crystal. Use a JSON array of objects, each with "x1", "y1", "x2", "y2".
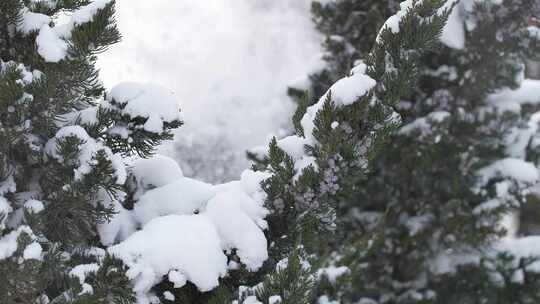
[{"x1": 107, "y1": 82, "x2": 181, "y2": 133}]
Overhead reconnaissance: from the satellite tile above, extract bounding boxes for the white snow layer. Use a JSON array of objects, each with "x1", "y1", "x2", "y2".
[
  {"x1": 19, "y1": 0, "x2": 113, "y2": 62},
  {"x1": 107, "y1": 156, "x2": 271, "y2": 299},
  {"x1": 107, "y1": 82, "x2": 181, "y2": 133},
  {"x1": 45, "y1": 125, "x2": 127, "y2": 185}
]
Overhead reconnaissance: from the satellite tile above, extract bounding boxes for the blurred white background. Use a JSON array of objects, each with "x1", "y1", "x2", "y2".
[{"x1": 98, "y1": 0, "x2": 323, "y2": 182}]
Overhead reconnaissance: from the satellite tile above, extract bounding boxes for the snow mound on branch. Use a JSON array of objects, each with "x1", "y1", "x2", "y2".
[
  {"x1": 0, "y1": 226, "x2": 38, "y2": 260},
  {"x1": 22, "y1": 0, "x2": 112, "y2": 62},
  {"x1": 0, "y1": 197, "x2": 12, "y2": 230},
  {"x1": 108, "y1": 167, "x2": 271, "y2": 297},
  {"x1": 133, "y1": 177, "x2": 215, "y2": 225},
  {"x1": 302, "y1": 61, "x2": 375, "y2": 143},
  {"x1": 110, "y1": 215, "x2": 227, "y2": 293},
  {"x1": 488, "y1": 79, "x2": 540, "y2": 112},
  {"x1": 476, "y1": 158, "x2": 539, "y2": 187},
  {"x1": 107, "y1": 82, "x2": 181, "y2": 133},
  {"x1": 131, "y1": 155, "x2": 184, "y2": 191},
  {"x1": 45, "y1": 126, "x2": 127, "y2": 184},
  {"x1": 18, "y1": 9, "x2": 50, "y2": 34},
  {"x1": 36, "y1": 25, "x2": 68, "y2": 63},
  {"x1": 441, "y1": 0, "x2": 465, "y2": 49}
]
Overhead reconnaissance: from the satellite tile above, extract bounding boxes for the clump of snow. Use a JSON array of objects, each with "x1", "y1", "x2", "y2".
[
  {"x1": 27, "y1": 0, "x2": 113, "y2": 62},
  {"x1": 0, "y1": 197, "x2": 12, "y2": 229},
  {"x1": 301, "y1": 62, "x2": 376, "y2": 144},
  {"x1": 36, "y1": 25, "x2": 68, "y2": 63},
  {"x1": 377, "y1": 0, "x2": 423, "y2": 42},
  {"x1": 45, "y1": 126, "x2": 127, "y2": 184},
  {"x1": 440, "y1": 0, "x2": 465, "y2": 49},
  {"x1": 399, "y1": 111, "x2": 450, "y2": 137},
  {"x1": 488, "y1": 79, "x2": 540, "y2": 112},
  {"x1": 109, "y1": 214, "x2": 228, "y2": 293},
  {"x1": 107, "y1": 82, "x2": 181, "y2": 133},
  {"x1": 269, "y1": 295, "x2": 282, "y2": 304},
  {"x1": 23, "y1": 242, "x2": 42, "y2": 260},
  {"x1": 133, "y1": 177, "x2": 215, "y2": 225},
  {"x1": 130, "y1": 155, "x2": 183, "y2": 193},
  {"x1": 163, "y1": 291, "x2": 175, "y2": 301},
  {"x1": 18, "y1": 9, "x2": 51, "y2": 34},
  {"x1": 206, "y1": 189, "x2": 268, "y2": 270},
  {"x1": 320, "y1": 62, "x2": 376, "y2": 106},
  {"x1": 97, "y1": 193, "x2": 136, "y2": 246},
  {"x1": 24, "y1": 199, "x2": 44, "y2": 214},
  {"x1": 476, "y1": 158, "x2": 539, "y2": 188},
  {"x1": 69, "y1": 263, "x2": 100, "y2": 295},
  {"x1": 317, "y1": 266, "x2": 349, "y2": 283},
  {"x1": 109, "y1": 169, "x2": 270, "y2": 297},
  {"x1": 0, "y1": 226, "x2": 36, "y2": 260}
]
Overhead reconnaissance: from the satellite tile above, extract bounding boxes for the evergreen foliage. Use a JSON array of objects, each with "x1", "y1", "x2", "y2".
[
  {"x1": 249, "y1": 0, "x2": 540, "y2": 303},
  {"x1": 0, "y1": 1, "x2": 181, "y2": 302}
]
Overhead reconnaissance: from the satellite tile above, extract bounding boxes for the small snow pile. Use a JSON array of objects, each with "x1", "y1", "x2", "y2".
[
  {"x1": 488, "y1": 79, "x2": 540, "y2": 113},
  {"x1": 317, "y1": 266, "x2": 349, "y2": 283},
  {"x1": 440, "y1": 0, "x2": 465, "y2": 49},
  {"x1": 399, "y1": 111, "x2": 450, "y2": 138},
  {"x1": 133, "y1": 177, "x2": 214, "y2": 225},
  {"x1": 0, "y1": 226, "x2": 39, "y2": 260},
  {"x1": 36, "y1": 25, "x2": 68, "y2": 62},
  {"x1": 18, "y1": 0, "x2": 113, "y2": 62},
  {"x1": 24, "y1": 199, "x2": 44, "y2": 214},
  {"x1": 106, "y1": 155, "x2": 271, "y2": 299},
  {"x1": 96, "y1": 190, "x2": 136, "y2": 246},
  {"x1": 18, "y1": 9, "x2": 51, "y2": 34},
  {"x1": 106, "y1": 82, "x2": 182, "y2": 133},
  {"x1": 476, "y1": 158, "x2": 539, "y2": 189},
  {"x1": 254, "y1": 61, "x2": 377, "y2": 177},
  {"x1": 318, "y1": 62, "x2": 376, "y2": 107},
  {"x1": 45, "y1": 126, "x2": 127, "y2": 184},
  {"x1": 0, "y1": 197, "x2": 12, "y2": 230},
  {"x1": 69, "y1": 263, "x2": 100, "y2": 295}
]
